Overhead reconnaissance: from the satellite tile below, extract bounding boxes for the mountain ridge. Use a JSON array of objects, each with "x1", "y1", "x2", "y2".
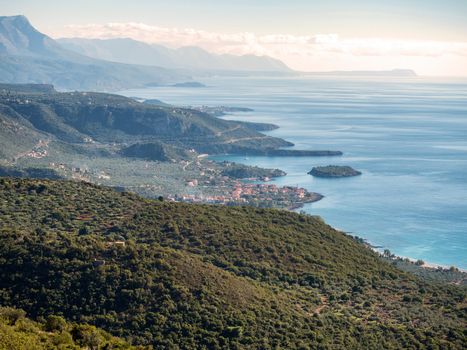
[
  {"x1": 0, "y1": 15, "x2": 62, "y2": 56},
  {"x1": 0, "y1": 15, "x2": 186, "y2": 91},
  {"x1": 57, "y1": 37, "x2": 292, "y2": 72}
]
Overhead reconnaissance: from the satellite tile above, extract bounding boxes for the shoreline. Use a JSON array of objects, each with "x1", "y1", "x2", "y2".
[
  {"x1": 365, "y1": 241, "x2": 467, "y2": 273},
  {"x1": 218, "y1": 114, "x2": 466, "y2": 277},
  {"x1": 287, "y1": 192, "x2": 324, "y2": 210}
]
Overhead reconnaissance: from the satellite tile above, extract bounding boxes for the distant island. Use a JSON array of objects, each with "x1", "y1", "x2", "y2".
[
  {"x1": 308, "y1": 165, "x2": 362, "y2": 178},
  {"x1": 172, "y1": 82, "x2": 206, "y2": 88},
  {"x1": 303, "y1": 69, "x2": 417, "y2": 77}
]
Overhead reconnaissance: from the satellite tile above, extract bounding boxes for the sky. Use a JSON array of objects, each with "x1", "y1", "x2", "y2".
[{"x1": 3, "y1": 0, "x2": 467, "y2": 76}]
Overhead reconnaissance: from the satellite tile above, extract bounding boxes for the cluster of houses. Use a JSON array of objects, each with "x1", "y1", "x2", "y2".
[
  {"x1": 25, "y1": 148, "x2": 48, "y2": 159},
  {"x1": 231, "y1": 183, "x2": 307, "y2": 201},
  {"x1": 23, "y1": 139, "x2": 49, "y2": 159},
  {"x1": 172, "y1": 182, "x2": 310, "y2": 207}
]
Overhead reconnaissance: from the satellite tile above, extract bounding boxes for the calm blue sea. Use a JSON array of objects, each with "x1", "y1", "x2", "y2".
[{"x1": 120, "y1": 76, "x2": 467, "y2": 269}]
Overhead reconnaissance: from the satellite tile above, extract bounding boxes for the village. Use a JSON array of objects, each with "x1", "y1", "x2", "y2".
[
  {"x1": 172, "y1": 179, "x2": 322, "y2": 209},
  {"x1": 10, "y1": 138, "x2": 321, "y2": 210}
]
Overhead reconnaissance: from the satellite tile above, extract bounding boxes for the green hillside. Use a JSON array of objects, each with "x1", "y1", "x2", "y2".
[
  {"x1": 0, "y1": 178, "x2": 465, "y2": 349},
  {"x1": 0, "y1": 307, "x2": 147, "y2": 349}
]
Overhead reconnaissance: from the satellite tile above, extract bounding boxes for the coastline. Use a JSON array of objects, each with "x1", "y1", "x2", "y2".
[
  {"x1": 214, "y1": 111, "x2": 467, "y2": 276},
  {"x1": 365, "y1": 241, "x2": 467, "y2": 275},
  {"x1": 34, "y1": 81, "x2": 463, "y2": 274},
  {"x1": 287, "y1": 192, "x2": 324, "y2": 210}
]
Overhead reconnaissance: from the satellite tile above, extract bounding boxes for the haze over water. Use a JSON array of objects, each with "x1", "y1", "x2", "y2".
[{"x1": 121, "y1": 76, "x2": 467, "y2": 269}]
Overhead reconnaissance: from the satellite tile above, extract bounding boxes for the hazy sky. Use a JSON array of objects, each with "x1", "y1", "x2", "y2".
[{"x1": 3, "y1": 0, "x2": 467, "y2": 76}]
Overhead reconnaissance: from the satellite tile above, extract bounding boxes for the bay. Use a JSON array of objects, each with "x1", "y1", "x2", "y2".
[{"x1": 120, "y1": 75, "x2": 467, "y2": 269}]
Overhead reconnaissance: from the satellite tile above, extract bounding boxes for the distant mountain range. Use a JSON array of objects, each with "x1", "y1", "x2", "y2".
[
  {"x1": 0, "y1": 15, "x2": 292, "y2": 91},
  {"x1": 0, "y1": 15, "x2": 417, "y2": 91},
  {"x1": 304, "y1": 69, "x2": 417, "y2": 77},
  {"x1": 56, "y1": 36, "x2": 418, "y2": 78},
  {"x1": 57, "y1": 37, "x2": 292, "y2": 73},
  {"x1": 0, "y1": 15, "x2": 189, "y2": 91}
]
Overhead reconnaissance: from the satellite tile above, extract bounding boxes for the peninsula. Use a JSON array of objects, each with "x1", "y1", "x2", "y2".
[{"x1": 0, "y1": 83, "x2": 337, "y2": 209}]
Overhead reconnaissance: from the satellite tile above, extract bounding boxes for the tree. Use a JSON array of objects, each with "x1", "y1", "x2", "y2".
[{"x1": 45, "y1": 315, "x2": 67, "y2": 332}]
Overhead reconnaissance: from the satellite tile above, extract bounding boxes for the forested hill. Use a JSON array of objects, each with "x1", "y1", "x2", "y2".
[
  {"x1": 0, "y1": 178, "x2": 465, "y2": 349},
  {"x1": 0, "y1": 307, "x2": 147, "y2": 349}
]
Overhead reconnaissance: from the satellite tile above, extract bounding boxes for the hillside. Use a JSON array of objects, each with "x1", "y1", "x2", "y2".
[
  {"x1": 0, "y1": 15, "x2": 185, "y2": 91},
  {"x1": 0, "y1": 178, "x2": 465, "y2": 349},
  {"x1": 57, "y1": 37, "x2": 292, "y2": 73},
  {"x1": 0, "y1": 307, "x2": 146, "y2": 349}
]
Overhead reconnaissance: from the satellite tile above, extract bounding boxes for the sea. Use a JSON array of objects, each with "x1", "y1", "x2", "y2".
[{"x1": 119, "y1": 75, "x2": 467, "y2": 269}]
